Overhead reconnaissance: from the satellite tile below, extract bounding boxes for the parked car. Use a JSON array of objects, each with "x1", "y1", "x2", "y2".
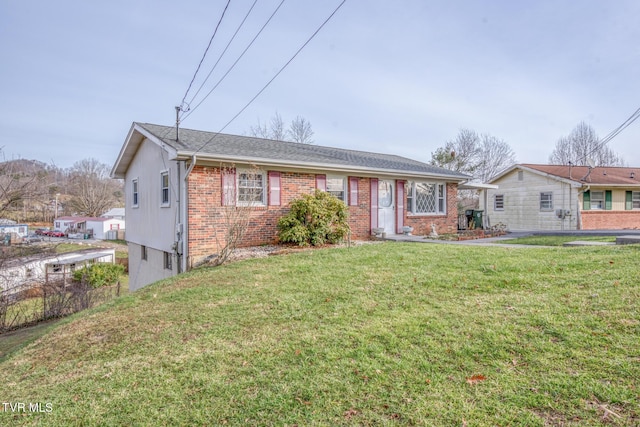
[
  {"x1": 24, "y1": 234, "x2": 43, "y2": 243},
  {"x1": 48, "y1": 231, "x2": 65, "y2": 238},
  {"x1": 34, "y1": 228, "x2": 49, "y2": 235}
]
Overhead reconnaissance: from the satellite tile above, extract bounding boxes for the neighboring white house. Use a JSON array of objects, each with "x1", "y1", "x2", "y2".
[
  {"x1": 102, "y1": 208, "x2": 125, "y2": 221},
  {"x1": 481, "y1": 164, "x2": 640, "y2": 231},
  {"x1": 54, "y1": 216, "x2": 126, "y2": 239},
  {"x1": 0, "y1": 248, "x2": 115, "y2": 296},
  {"x1": 0, "y1": 220, "x2": 29, "y2": 238}
]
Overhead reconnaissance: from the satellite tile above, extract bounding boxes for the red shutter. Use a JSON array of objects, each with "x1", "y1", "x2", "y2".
[
  {"x1": 396, "y1": 180, "x2": 405, "y2": 233},
  {"x1": 316, "y1": 174, "x2": 326, "y2": 191},
  {"x1": 221, "y1": 168, "x2": 236, "y2": 206},
  {"x1": 268, "y1": 171, "x2": 281, "y2": 206},
  {"x1": 349, "y1": 177, "x2": 358, "y2": 206},
  {"x1": 370, "y1": 178, "x2": 378, "y2": 230}
]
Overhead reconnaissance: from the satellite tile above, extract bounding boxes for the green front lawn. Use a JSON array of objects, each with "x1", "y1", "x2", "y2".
[{"x1": 1, "y1": 242, "x2": 638, "y2": 425}]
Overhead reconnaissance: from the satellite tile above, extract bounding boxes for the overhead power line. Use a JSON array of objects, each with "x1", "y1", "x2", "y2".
[
  {"x1": 184, "y1": 0, "x2": 260, "y2": 113},
  {"x1": 181, "y1": 0, "x2": 287, "y2": 122},
  {"x1": 574, "y1": 106, "x2": 640, "y2": 165},
  {"x1": 191, "y1": 0, "x2": 347, "y2": 155},
  {"x1": 179, "y1": 0, "x2": 232, "y2": 112}
]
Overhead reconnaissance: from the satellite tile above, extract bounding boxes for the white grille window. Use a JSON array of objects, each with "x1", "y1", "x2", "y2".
[
  {"x1": 540, "y1": 192, "x2": 553, "y2": 210},
  {"x1": 494, "y1": 194, "x2": 504, "y2": 210},
  {"x1": 238, "y1": 171, "x2": 265, "y2": 204},
  {"x1": 633, "y1": 191, "x2": 640, "y2": 209}
]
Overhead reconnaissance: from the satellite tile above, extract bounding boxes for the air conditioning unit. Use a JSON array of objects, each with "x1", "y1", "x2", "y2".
[{"x1": 555, "y1": 209, "x2": 565, "y2": 219}]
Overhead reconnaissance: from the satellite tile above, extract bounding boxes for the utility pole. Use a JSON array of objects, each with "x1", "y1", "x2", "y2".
[{"x1": 175, "y1": 106, "x2": 180, "y2": 142}]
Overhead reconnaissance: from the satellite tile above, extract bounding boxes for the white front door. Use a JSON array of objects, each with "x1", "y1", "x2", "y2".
[{"x1": 378, "y1": 180, "x2": 395, "y2": 234}]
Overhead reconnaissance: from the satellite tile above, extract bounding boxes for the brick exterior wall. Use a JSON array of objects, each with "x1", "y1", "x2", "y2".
[
  {"x1": 581, "y1": 211, "x2": 640, "y2": 230},
  {"x1": 187, "y1": 166, "x2": 460, "y2": 266}
]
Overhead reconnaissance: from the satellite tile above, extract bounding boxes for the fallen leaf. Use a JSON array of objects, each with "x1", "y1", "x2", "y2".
[
  {"x1": 295, "y1": 397, "x2": 311, "y2": 406},
  {"x1": 466, "y1": 374, "x2": 487, "y2": 385},
  {"x1": 344, "y1": 408, "x2": 359, "y2": 419},
  {"x1": 295, "y1": 349, "x2": 301, "y2": 356}
]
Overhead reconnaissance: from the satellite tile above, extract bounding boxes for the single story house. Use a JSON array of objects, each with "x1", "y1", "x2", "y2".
[
  {"x1": 0, "y1": 220, "x2": 29, "y2": 238},
  {"x1": 1, "y1": 248, "x2": 115, "y2": 296},
  {"x1": 111, "y1": 122, "x2": 471, "y2": 291},
  {"x1": 481, "y1": 163, "x2": 640, "y2": 231},
  {"x1": 102, "y1": 208, "x2": 125, "y2": 221},
  {"x1": 54, "y1": 216, "x2": 125, "y2": 239}
]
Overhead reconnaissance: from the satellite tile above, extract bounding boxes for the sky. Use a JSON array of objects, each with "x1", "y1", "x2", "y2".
[{"x1": 1, "y1": 0, "x2": 639, "y2": 171}]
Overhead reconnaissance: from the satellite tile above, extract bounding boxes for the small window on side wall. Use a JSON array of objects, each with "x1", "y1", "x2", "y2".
[
  {"x1": 161, "y1": 172, "x2": 170, "y2": 206},
  {"x1": 164, "y1": 251, "x2": 172, "y2": 270},
  {"x1": 540, "y1": 192, "x2": 553, "y2": 210},
  {"x1": 494, "y1": 194, "x2": 504, "y2": 210},
  {"x1": 132, "y1": 179, "x2": 139, "y2": 207},
  {"x1": 141, "y1": 245, "x2": 147, "y2": 261}
]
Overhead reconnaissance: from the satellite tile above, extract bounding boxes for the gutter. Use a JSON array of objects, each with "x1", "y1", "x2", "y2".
[{"x1": 173, "y1": 152, "x2": 469, "y2": 182}]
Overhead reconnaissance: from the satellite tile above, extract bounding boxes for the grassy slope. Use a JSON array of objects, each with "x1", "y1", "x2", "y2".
[{"x1": 1, "y1": 243, "x2": 639, "y2": 426}]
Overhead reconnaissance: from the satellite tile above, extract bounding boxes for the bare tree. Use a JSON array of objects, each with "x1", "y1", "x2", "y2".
[
  {"x1": 549, "y1": 122, "x2": 624, "y2": 166},
  {"x1": 211, "y1": 164, "x2": 262, "y2": 266},
  {"x1": 0, "y1": 154, "x2": 43, "y2": 219},
  {"x1": 289, "y1": 116, "x2": 314, "y2": 144},
  {"x1": 430, "y1": 129, "x2": 515, "y2": 181},
  {"x1": 477, "y1": 134, "x2": 517, "y2": 182},
  {"x1": 248, "y1": 112, "x2": 314, "y2": 144},
  {"x1": 67, "y1": 159, "x2": 123, "y2": 217},
  {"x1": 249, "y1": 112, "x2": 286, "y2": 141}
]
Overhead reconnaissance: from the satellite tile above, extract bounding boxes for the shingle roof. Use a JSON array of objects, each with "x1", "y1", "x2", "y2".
[
  {"x1": 521, "y1": 164, "x2": 640, "y2": 186},
  {"x1": 135, "y1": 122, "x2": 470, "y2": 180}
]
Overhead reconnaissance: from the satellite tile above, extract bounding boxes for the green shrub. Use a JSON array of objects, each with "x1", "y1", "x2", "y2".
[
  {"x1": 73, "y1": 263, "x2": 125, "y2": 288},
  {"x1": 278, "y1": 190, "x2": 350, "y2": 246}
]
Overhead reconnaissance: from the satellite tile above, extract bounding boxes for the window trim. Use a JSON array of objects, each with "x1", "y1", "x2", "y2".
[
  {"x1": 406, "y1": 181, "x2": 447, "y2": 215},
  {"x1": 633, "y1": 191, "x2": 640, "y2": 210},
  {"x1": 326, "y1": 175, "x2": 347, "y2": 202},
  {"x1": 540, "y1": 192, "x2": 553, "y2": 211},
  {"x1": 237, "y1": 169, "x2": 266, "y2": 206},
  {"x1": 590, "y1": 190, "x2": 605, "y2": 210},
  {"x1": 494, "y1": 194, "x2": 504, "y2": 211},
  {"x1": 160, "y1": 171, "x2": 170, "y2": 207},
  {"x1": 164, "y1": 251, "x2": 172, "y2": 270},
  {"x1": 132, "y1": 178, "x2": 139, "y2": 208}
]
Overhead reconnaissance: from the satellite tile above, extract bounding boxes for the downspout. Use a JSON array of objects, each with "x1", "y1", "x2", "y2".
[{"x1": 182, "y1": 155, "x2": 196, "y2": 272}]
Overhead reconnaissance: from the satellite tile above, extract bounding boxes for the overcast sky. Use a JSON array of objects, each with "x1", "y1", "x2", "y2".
[{"x1": 1, "y1": 0, "x2": 638, "y2": 171}]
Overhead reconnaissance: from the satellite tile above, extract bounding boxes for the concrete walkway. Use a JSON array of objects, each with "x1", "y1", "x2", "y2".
[{"x1": 381, "y1": 230, "x2": 640, "y2": 248}]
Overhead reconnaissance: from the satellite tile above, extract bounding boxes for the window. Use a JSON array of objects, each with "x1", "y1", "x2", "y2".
[
  {"x1": 326, "y1": 176, "x2": 346, "y2": 201},
  {"x1": 160, "y1": 172, "x2": 170, "y2": 206},
  {"x1": 540, "y1": 192, "x2": 553, "y2": 210},
  {"x1": 141, "y1": 245, "x2": 147, "y2": 261},
  {"x1": 494, "y1": 194, "x2": 504, "y2": 210},
  {"x1": 633, "y1": 191, "x2": 640, "y2": 209},
  {"x1": 407, "y1": 181, "x2": 446, "y2": 214},
  {"x1": 237, "y1": 170, "x2": 265, "y2": 204},
  {"x1": 132, "y1": 179, "x2": 139, "y2": 207},
  {"x1": 590, "y1": 191, "x2": 604, "y2": 210},
  {"x1": 164, "y1": 251, "x2": 172, "y2": 270}
]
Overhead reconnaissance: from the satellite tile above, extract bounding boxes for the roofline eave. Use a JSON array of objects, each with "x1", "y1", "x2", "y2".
[{"x1": 174, "y1": 151, "x2": 470, "y2": 182}]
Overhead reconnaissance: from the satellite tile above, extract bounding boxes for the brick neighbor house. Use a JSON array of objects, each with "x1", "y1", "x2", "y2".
[
  {"x1": 111, "y1": 122, "x2": 471, "y2": 290},
  {"x1": 481, "y1": 163, "x2": 640, "y2": 231}
]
